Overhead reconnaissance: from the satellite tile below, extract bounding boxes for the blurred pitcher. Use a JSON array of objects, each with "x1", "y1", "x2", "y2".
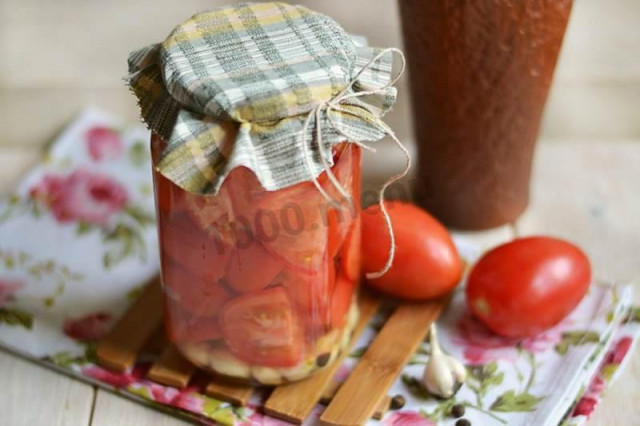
[{"x1": 399, "y1": 0, "x2": 573, "y2": 229}]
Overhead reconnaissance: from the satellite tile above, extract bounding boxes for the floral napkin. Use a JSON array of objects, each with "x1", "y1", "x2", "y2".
[{"x1": 0, "y1": 108, "x2": 637, "y2": 425}]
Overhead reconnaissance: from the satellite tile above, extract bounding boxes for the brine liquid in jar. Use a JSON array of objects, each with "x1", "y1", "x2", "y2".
[{"x1": 151, "y1": 133, "x2": 362, "y2": 384}]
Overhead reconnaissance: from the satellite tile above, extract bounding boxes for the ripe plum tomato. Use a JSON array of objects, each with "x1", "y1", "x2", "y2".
[
  {"x1": 466, "y1": 236, "x2": 591, "y2": 338},
  {"x1": 161, "y1": 257, "x2": 231, "y2": 316},
  {"x1": 362, "y1": 201, "x2": 462, "y2": 300},
  {"x1": 220, "y1": 287, "x2": 303, "y2": 367}
]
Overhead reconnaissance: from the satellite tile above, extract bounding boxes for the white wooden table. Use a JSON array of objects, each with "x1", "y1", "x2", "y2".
[{"x1": 0, "y1": 140, "x2": 638, "y2": 425}]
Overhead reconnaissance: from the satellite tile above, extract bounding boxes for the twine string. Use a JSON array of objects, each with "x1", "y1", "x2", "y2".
[{"x1": 300, "y1": 47, "x2": 410, "y2": 279}]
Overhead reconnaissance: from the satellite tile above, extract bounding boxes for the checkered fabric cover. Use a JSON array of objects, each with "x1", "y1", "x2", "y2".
[{"x1": 127, "y1": 2, "x2": 398, "y2": 194}]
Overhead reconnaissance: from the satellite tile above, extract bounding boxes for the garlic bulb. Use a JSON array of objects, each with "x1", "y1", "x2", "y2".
[{"x1": 422, "y1": 323, "x2": 466, "y2": 399}]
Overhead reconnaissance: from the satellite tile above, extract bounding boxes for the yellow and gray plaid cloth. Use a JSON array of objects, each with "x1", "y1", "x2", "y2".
[{"x1": 128, "y1": 2, "x2": 398, "y2": 194}]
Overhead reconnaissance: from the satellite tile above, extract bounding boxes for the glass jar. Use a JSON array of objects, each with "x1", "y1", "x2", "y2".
[{"x1": 151, "y1": 134, "x2": 362, "y2": 384}]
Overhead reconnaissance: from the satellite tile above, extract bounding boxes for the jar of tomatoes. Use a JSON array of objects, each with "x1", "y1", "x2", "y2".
[
  {"x1": 128, "y1": 2, "x2": 402, "y2": 384},
  {"x1": 152, "y1": 134, "x2": 362, "y2": 384}
]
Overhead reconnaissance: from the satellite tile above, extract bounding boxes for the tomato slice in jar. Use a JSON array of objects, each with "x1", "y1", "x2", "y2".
[
  {"x1": 277, "y1": 263, "x2": 335, "y2": 336},
  {"x1": 340, "y1": 218, "x2": 361, "y2": 282},
  {"x1": 257, "y1": 182, "x2": 328, "y2": 274},
  {"x1": 226, "y1": 166, "x2": 264, "y2": 221},
  {"x1": 159, "y1": 212, "x2": 230, "y2": 284},
  {"x1": 225, "y1": 241, "x2": 285, "y2": 294},
  {"x1": 330, "y1": 273, "x2": 355, "y2": 329},
  {"x1": 220, "y1": 287, "x2": 303, "y2": 367},
  {"x1": 161, "y1": 258, "x2": 232, "y2": 317},
  {"x1": 165, "y1": 305, "x2": 222, "y2": 343},
  {"x1": 184, "y1": 185, "x2": 233, "y2": 229}
]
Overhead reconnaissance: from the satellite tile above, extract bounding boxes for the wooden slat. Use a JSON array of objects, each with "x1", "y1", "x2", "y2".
[
  {"x1": 263, "y1": 291, "x2": 382, "y2": 424},
  {"x1": 0, "y1": 350, "x2": 95, "y2": 426},
  {"x1": 97, "y1": 281, "x2": 164, "y2": 372},
  {"x1": 147, "y1": 345, "x2": 197, "y2": 389},
  {"x1": 319, "y1": 379, "x2": 342, "y2": 405},
  {"x1": 205, "y1": 380, "x2": 254, "y2": 407},
  {"x1": 372, "y1": 395, "x2": 392, "y2": 420},
  {"x1": 320, "y1": 294, "x2": 451, "y2": 426}
]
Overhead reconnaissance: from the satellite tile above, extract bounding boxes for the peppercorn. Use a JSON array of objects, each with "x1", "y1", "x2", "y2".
[
  {"x1": 455, "y1": 419, "x2": 471, "y2": 426},
  {"x1": 451, "y1": 404, "x2": 466, "y2": 418},
  {"x1": 316, "y1": 352, "x2": 331, "y2": 367},
  {"x1": 390, "y1": 394, "x2": 406, "y2": 410}
]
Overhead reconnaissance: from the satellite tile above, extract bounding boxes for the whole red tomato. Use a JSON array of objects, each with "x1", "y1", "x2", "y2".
[
  {"x1": 466, "y1": 236, "x2": 591, "y2": 338},
  {"x1": 362, "y1": 201, "x2": 463, "y2": 300}
]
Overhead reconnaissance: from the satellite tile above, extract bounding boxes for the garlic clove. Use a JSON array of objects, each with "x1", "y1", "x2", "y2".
[
  {"x1": 445, "y1": 353, "x2": 467, "y2": 383},
  {"x1": 421, "y1": 323, "x2": 466, "y2": 399},
  {"x1": 423, "y1": 347, "x2": 456, "y2": 398}
]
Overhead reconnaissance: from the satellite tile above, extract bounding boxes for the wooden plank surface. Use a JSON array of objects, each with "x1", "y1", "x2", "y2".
[
  {"x1": 320, "y1": 295, "x2": 450, "y2": 426},
  {"x1": 264, "y1": 292, "x2": 382, "y2": 424},
  {"x1": 0, "y1": 350, "x2": 94, "y2": 426},
  {"x1": 91, "y1": 390, "x2": 189, "y2": 426}
]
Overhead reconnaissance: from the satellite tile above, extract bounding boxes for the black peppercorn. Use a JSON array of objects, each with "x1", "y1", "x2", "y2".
[
  {"x1": 316, "y1": 352, "x2": 331, "y2": 367},
  {"x1": 390, "y1": 394, "x2": 406, "y2": 410},
  {"x1": 455, "y1": 419, "x2": 471, "y2": 426},
  {"x1": 451, "y1": 404, "x2": 466, "y2": 418}
]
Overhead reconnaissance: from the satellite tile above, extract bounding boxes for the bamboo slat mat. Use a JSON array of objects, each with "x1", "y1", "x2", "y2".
[{"x1": 97, "y1": 282, "x2": 450, "y2": 424}]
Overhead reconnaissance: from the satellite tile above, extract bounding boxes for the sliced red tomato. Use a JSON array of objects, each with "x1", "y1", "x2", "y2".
[
  {"x1": 159, "y1": 212, "x2": 230, "y2": 284},
  {"x1": 326, "y1": 143, "x2": 361, "y2": 260},
  {"x1": 327, "y1": 210, "x2": 343, "y2": 258},
  {"x1": 220, "y1": 287, "x2": 303, "y2": 367},
  {"x1": 184, "y1": 184, "x2": 233, "y2": 230},
  {"x1": 226, "y1": 166, "x2": 264, "y2": 222},
  {"x1": 225, "y1": 241, "x2": 285, "y2": 294},
  {"x1": 165, "y1": 304, "x2": 222, "y2": 343},
  {"x1": 276, "y1": 263, "x2": 335, "y2": 336},
  {"x1": 329, "y1": 273, "x2": 355, "y2": 329},
  {"x1": 340, "y1": 218, "x2": 361, "y2": 281},
  {"x1": 327, "y1": 207, "x2": 358, "y2": 258},
  {"x1": 258, "y1": 181, "x2": 328, "y2": 274},
  {"x1": 161, "y1": 257, "x2": 232, "y2": 316}
]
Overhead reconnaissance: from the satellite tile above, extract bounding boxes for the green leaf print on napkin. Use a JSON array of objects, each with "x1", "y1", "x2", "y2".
[
  {"x1": 555, "y1": 331, "x2": 600, "y2": 355},
  {"x1": 129, "y1": 141, "x2": 149, "y2": 168},
  {"x1": 623, "y1": 306, "x2": 640, "y2": 324},
  {"x1": 103, "y1": 223, "x2": 148, "y2": 268},
  {"x1": 490, "y1": 390, "x2": 544, "y2": 412},
  {"x1": 466, "y1": 362, "x2": 505, "y2": 407},
  {"x1": 0, "y1": 307, "x2": 33, "y2": 329}
]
